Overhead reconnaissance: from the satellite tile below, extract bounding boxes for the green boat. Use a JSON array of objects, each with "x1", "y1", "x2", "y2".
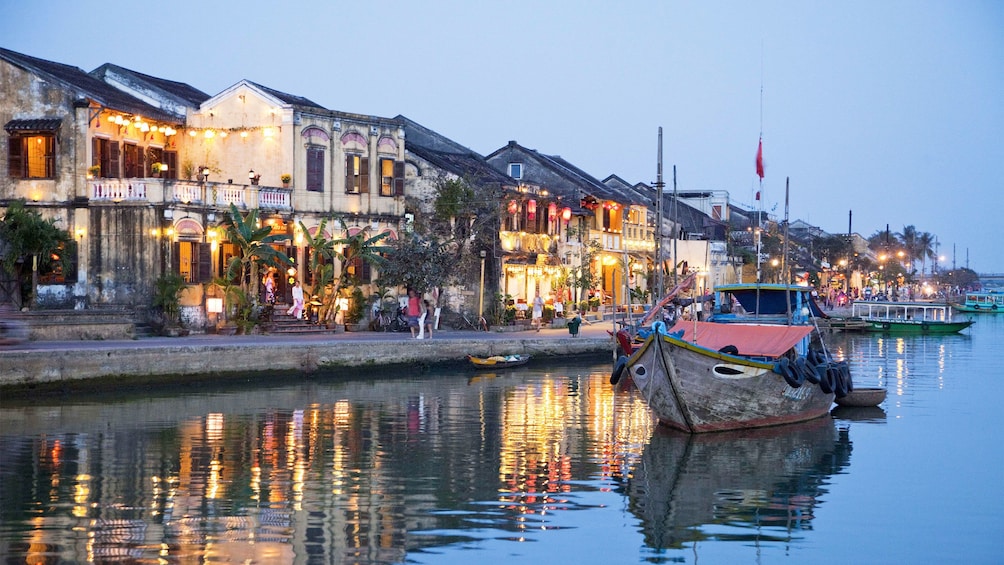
[
  {"x1": 851, "y1": 301, "x2": 974, "y2": 334},
  {"x1": 952, "y1": 291, "x2": 1004, "y2": 313}
]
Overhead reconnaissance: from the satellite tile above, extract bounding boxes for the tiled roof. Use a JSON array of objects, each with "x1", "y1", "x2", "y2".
[
  {"x1": 0, "y1": 48, "x2": 178, "y2": 123},
  {"x1": 4, "y1": 118, "x2": 62, "y2": 132},
  {"x1": 91, "y1": 63, "x2": 210, "y2": 107},
  {"x1": 246, "y1": 81, "x2": 327, "y2": 110}
]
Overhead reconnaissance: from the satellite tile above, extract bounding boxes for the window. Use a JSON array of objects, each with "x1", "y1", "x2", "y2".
[
  {"x1": 508, "y1": 163, "x2": 523, "y2": 179},
  {"x1": 306, "y1": 146, "x2": 324, "y2": 192},
  {"x1": 174, "y1": 242, "x2": 212, "y2": 283},
  {"x1": 92, "y1": 138, "x2": 120, "y2": 178},
  {"x1": 7, "y1": 133, "x2": 55, "y2": 179},
  {"x1": 5, "y1": 119, "x2": 60, "y2": 179},
  {"x1": 380, "y1": 158, "x2": 394, "y2": 196},
  {"x1": 123, "y1": 142, "x2": 142, "y2": 178},
  {"x1": 163, "y1": 151, "x2": 178, "y2": 179},
  {"x1": 345, "y1": 154, "x2": 368, "y2": 194}
]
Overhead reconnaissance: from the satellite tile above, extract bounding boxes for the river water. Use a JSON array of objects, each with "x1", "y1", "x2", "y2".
[{"x1": 1, "y1": 314, "x2": 1002, "y2": 564}]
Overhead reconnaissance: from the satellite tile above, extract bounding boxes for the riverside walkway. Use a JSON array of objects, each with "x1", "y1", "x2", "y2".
[{"x1": 0, "y1": 322, "x2": 617, "y2": 394}]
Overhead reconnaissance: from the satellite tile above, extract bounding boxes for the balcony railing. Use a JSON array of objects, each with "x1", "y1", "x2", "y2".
[{"x1": 88, "y1": 178, "x2": 291, "y2": 210}]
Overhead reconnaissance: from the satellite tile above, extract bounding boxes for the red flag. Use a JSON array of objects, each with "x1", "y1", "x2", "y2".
[
  {"x1": 755, "y1": 138, "x2": 764, "y2": 179},
  {"x1": 755, "y1": 191, "x2": 761, "y2": 201}
]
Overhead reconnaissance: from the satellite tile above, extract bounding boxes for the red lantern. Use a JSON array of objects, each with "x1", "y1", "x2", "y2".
[
  {"x1": 508, "y1": 200, "x2": 518, "y2": 215},
  {"x1": 561, "y1": 207, "x2": 572, "y2": 222},
  {"x1": 548, "y1": 202, "x2": 557, "y2": 220},
  {"x1": 527, "y1": 199, "x2": 537, "y2": 220}
]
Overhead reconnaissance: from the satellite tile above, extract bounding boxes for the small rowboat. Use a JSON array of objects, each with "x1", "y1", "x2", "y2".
[
  {"x1": 834, "y1": 387, "x2": 886, "y2": 407},
  {"x1": 467, "y1": 354, "x2": 531, "y2": 369}
]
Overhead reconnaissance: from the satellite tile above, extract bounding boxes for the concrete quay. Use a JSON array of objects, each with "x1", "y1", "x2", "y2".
[{"x1": 0, "y1": 323, "x2": 616, "y2": 395}]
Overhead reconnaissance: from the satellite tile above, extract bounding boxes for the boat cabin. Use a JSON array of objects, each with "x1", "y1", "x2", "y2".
[
  {"x1": 851, "y1": 301, "x2": 952, "y2": 322},
  {"x1": 712, "y1": 284, "x2": 827, "y2": 325}
]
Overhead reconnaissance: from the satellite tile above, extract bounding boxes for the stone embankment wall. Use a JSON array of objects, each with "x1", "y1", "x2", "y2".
[{"x1": 0, "y1": 335, "x2": 613, "y2": 394}]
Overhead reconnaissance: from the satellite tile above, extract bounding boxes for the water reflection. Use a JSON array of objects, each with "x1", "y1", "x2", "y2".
[
  {"x1": 622, "y1": 416, "x2": 851, "y2": 551},
  {"x1": 0, "y1": 363, "x2": 655, "y2": 563}
]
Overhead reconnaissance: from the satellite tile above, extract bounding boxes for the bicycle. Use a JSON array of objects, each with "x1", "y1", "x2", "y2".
[{"x1": 452, "y1": 312, "x2": 489, "y2": 332}]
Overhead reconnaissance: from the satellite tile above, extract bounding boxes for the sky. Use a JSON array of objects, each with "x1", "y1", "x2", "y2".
[{"x1": 3, "y1": 0, "x2": 1002, "y2": 273}]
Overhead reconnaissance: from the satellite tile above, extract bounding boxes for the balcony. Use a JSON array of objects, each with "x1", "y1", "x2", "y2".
[{"x1": 88, "y1": 178, "x2": 292, "y2": 211}]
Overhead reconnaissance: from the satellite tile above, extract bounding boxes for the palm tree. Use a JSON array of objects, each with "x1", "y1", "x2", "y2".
[
  {"x1": 300, "y1": 217, "x2": 389, "y2": 324},
  {"x1": 916, "y1": 231, "x2": 936, "y2": 277},
  {"x1": 219, "y1": 203, "x2": 292, "y2": 305}
]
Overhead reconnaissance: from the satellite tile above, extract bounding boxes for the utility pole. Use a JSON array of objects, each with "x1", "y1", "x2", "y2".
[{"x1": 654, "y1": 127, "x2": 664, "y2": 304}]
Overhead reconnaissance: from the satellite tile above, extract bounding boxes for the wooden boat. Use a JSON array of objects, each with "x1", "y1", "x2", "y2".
[
  {"x1": 850, "y1": 301, "x2": 974, "y2": 334},
  {"x1": 466, "y1": 354, "x2": 531, "y2": 369},
  {"x1": 711, "y1": 283, "x2": 830, "y2": 325},
  {"x1": 820, "y1": 316, "x2": 871, "y2": 331},
  {"x1": 622, "y1": 321, "x2": 845, "y2": 433},
  {"x1": 952, "y1": 290, "x2": 1004, "y2": 313},
  {"x1": 834, "y1": 386, "x2": 886, "y2": 407}
]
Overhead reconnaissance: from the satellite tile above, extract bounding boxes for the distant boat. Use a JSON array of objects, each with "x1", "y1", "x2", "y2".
[
  {"x1": 850, "y1": 301, "x2": 974, "y2": 334},
  {"x1": 467, "y1": 354, "x2": 531, "y2": 369},
  {"x1": 952, "y1": 290, "x2": 1004, "y2": 313},
  {"x1": 834, "y1": 386, "x2": 886, "y2": 407}
]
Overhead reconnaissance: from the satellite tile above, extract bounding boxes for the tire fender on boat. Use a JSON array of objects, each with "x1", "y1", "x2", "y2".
[
  {"x1": 777, "y1": 357, "x2": 804, "y2": 388},
  {"x1": 882, "y1": 322, "x2": 891, "y2": 330},
  {"x1": 834, "y1": 364, "x2": 849, "y2": 398},
  {"x1": 610, "y1": 355, "x2": 628, "y2": 385},
  {"x1": 718, "y1": 344, "x2": 739, "y2": 355},
  {"x1": 819, "y1": 365, "x2": 837, "y2": 394},
  {"x1": 839, "y1": 361, "x2": 853, "y2": 393}
]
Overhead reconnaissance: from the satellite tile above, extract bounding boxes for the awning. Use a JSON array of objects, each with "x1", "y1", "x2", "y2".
[
  {"x1": 668, "y1": 321, "x2": 813, "y2": 358},
  {"x1": 4, "y1": 118, "x2": 62, "y2": 133}
]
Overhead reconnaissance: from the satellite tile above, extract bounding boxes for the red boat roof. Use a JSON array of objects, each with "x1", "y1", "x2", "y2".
[{"x1": 668, "y1": 321, "x2": 813, "y2": 358}]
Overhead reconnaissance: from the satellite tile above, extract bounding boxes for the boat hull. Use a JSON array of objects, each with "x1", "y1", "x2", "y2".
[
  {"x1": 467, "y1": 354, "x2": 531, "y2": 369},
  {"x1": 863, "y1": 319, "x2": 974, "y2": 334},
  {"x1": 627, "y1": 332, "x2": 834, "y2": 433}
]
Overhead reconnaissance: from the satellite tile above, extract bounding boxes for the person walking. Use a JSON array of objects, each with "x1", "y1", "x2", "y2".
[
  {"x1": 407, "y1": 288, "x2": 422, "y2": 338},
  {"x1": 423, "y1": 300, "x2": 435, "y2": 339},
  {"x1": 287, "y1": 280, "x2": 304, "y2": 319},
  {"x1": 263, "y1": 270, "x2": 276, "y2": 304},
  {"x1": 531, "y1": 292, "x2": 544, "y2": 332}
]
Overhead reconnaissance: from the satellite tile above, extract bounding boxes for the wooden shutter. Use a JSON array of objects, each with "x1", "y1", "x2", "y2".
[
  {"x1": 171, "y1": 242, "x2": 181, "y2": 275},
  {"x1": 306, "y1": 147, "x2": 323, "y2": 192},
  {"x1": 345, "y1": 154, "x2": 354, "y2": 192},
  {"x1": 43, "y1": 135, "x2": 55, "y2": 179},
  {"x1": 394, "y1": 161, "x2": 405, "y2": 196},
  {"x1": 109, "y1": 141, "x2": 121, "y2": 178},
  {"x1": 8, "y1": 136, "x2": 24, "y2": 178},
  {"x1": 197, "y1": 243, "x2": 213, "y2": 283},
  {"x1": 359, "y1": 157, "x2": 369, "y2": 194}
]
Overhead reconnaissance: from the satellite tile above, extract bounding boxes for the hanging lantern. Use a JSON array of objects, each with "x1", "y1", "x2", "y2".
[
  {"x1": 548, "y1": 202, "x2": 557, "y2": 220},
  {"x1": 527, "y1": 199, "x2": 537, "y2": 220},
  {"x1": 561, "y1": 207, "x2": 572, "y2": 222},
  {"x1": 508, "y1": 199, "x2": 518, "y2": 215}
]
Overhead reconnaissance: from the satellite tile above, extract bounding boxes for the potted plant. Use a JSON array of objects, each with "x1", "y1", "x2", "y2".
[
  {"x1": 87, "y1": 165, "x2": 100, "y2": 179},
  {"x1": 281, "y1": 173, "x2": 292, "y2": 187},
  {"x1": 343, "y1": 287, "x2": 367, "y2": 331},
  {"x1": 151, "y1": 162, "x2": 165, "y2": 176}
]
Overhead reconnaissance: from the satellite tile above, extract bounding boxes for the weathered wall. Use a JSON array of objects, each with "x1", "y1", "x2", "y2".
[{"x1": 0, "y1": 335, "x2": 611, "y2": 391}]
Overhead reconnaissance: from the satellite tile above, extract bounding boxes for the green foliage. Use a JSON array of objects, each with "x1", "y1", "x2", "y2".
[
  {"x1": 220, "y1": 204, "x2": 292, "y2": 304},
  {"x1": 345, "y1": 286, "x2": 366, "y2": 324},
  {"x1": 434, "y1": 177, "x2": 475, "y2": 221},
  {"x1": 300, "y1": 216, "x2": 389, "y2": 323},
  {"x1": 152, "y1": 272, "x2": 186, "y2": 325},
  {"x1": 0, "y1": 199, "x2": 73, "y2": 308},
  {"x1": 377, "y1": 234, "x2": 450, "y2": 294}
]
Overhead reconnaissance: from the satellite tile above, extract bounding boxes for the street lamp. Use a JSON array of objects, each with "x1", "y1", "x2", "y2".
[{"x1": 478, "y1": 250, "x2": 487, "y2": 321}]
